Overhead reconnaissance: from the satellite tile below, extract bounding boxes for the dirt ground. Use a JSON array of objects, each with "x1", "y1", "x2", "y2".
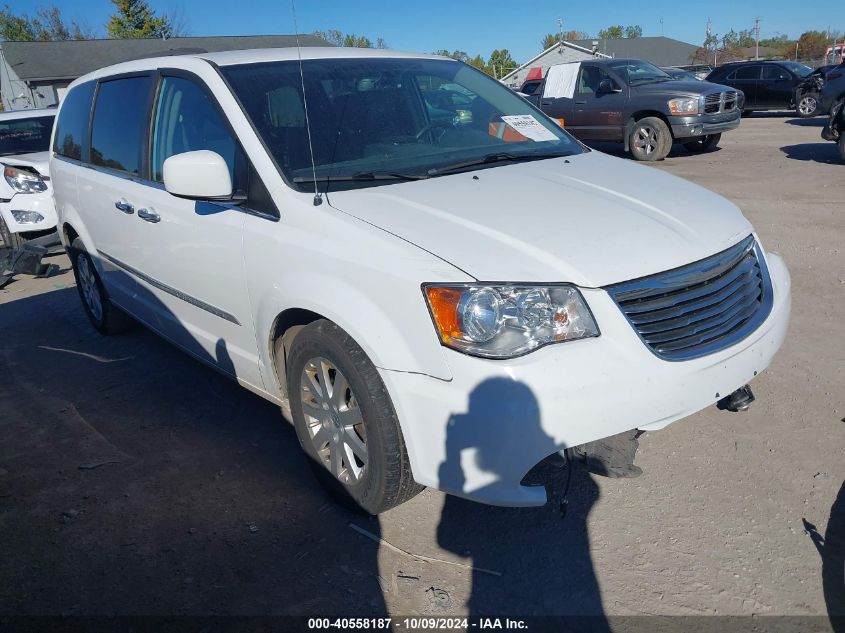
[{"x1": 0, "y1": 114, "x2": 843, "y2": 625}]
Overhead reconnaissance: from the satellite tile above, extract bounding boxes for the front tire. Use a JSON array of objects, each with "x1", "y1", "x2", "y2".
[
  {"x1": 69, "y1": 237, "x2": 131, "y2": 335},
  {"x1": 285, "y1": 320, "x2": 422, "y2": 514},
  {"x1": 796, "y1": 93, "x2": 819, "y2": 118},
  {"x1": 628, "y1": 117, "x2": 672, "y2": 161},
  {"x1": 683, "y1": 133, "x2": 721, "y2": 153},
  {"x1": 0, "y1": 215, "x2": 25, "y2": 250}
]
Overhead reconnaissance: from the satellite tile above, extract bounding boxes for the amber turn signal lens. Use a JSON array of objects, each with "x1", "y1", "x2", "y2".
[{"x1": 424, "y1": 286, "x2": 464, "y2": 342}]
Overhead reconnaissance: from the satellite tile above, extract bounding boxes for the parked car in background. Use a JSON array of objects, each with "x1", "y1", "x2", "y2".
[
  {"x1": 517, "y1": 78, "x2": 544, "y2": 97},
  {"x1": 793, "y1": 64, "x2": 838, "y2": 118},
  {"x1": 526, "y1": 59, "x2": 743, "y2": 161},
  {"x1": 661, "y1": 67, "x2": 702, "y2": 81},
  {"x1": 706, "y1": 61, "x2": 813, "y2": 115},
  {"x1": 819, "y1": 62, "x2": 845, "y2": 118},
  {"x1": 51, "y1": 48, "x2": 789, "y2": 514},
  {"x1": 678, "y1": 64, "x2": 713, "y2": 80},
  {"x1": 0, "y1": 108, "x2": 59, "y2": 249}
]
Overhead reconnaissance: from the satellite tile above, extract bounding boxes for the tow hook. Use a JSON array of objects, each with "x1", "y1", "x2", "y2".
[{"x1": 718, "y1": 385, "x2": 755, "y2": 412}]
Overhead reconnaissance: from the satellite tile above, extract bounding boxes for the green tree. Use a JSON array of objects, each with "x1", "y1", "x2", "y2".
[
  {"x1": 0, "y1": 4, "x2": 92, "y2": 41},
  {"x1": 467, "y1": 54, "x2": 486, "y2": 71},
  {"x1": 487, "y1": 48, "x2": 517, "y2": 79},
  {"x1": 598, "y1": 25, "x2": 624, "y2": 39},
  {"x1": 107, "y1": 0, "x2": 172, "y2": 39},
  {"x1": 624, "y1": 25, "x2": 642, "y2": 39},
  {"x1": 314, "y1": 29, "x2": 386, "y2": 48},
  {"x1": 540, "y1": 30, "x2": 590, "y2": 49},
  {"x1": 795, "y1": 30, "x2": 831, "y2": 59},
  {"x1": 434, "y1": 49, "x2": 469, "y2": 63}
]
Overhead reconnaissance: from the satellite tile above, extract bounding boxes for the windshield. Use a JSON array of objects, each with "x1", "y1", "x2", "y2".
[
  {"x1": 0, "y1": 115, "x2": 54, "y2": 156},
  {"x1": 222, "y1": 58, "x2": 582, "y2": 190},
  {"x1": 781, "y1": 62, "x2": 812, "y2": 78},
  {"x1": 607, "y1": 60, "x2": 672, "y2": 85}
]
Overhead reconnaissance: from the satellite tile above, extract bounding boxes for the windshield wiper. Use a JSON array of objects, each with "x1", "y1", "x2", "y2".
[
  {"x1": 426, "y1": 151, "x2": 572, "y2": 176},
  {"x1": 293, "y1": 171, "x2": 427, "y2": 183}
]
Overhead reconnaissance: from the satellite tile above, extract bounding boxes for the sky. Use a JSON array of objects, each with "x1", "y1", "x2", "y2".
[{"x1": 57, "y1": 0, "x2": 837, "y2": 63}]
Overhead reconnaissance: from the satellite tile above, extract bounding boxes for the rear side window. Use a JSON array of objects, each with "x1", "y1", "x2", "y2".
[
  {"x1": 53, "y1": 81, "x2": 95, "y2": 160},
  {"x1": 90, "y1": 76, "x2": 153, "y2": 175},
  {"x1": 761, "y1": 65, "x2": 789, "y2": 80}
]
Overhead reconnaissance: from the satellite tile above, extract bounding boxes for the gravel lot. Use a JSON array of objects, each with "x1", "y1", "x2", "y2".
[{"x1": 0, "y1": 114, "x2": 843, "y2": 625}]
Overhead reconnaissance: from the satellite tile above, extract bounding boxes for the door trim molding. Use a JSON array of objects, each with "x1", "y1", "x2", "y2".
[{"x1": 98, "y1": 250, "x2": 241, "y2": 326}]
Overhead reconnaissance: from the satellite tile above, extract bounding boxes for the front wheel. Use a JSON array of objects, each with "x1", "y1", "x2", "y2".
[
  {"x1": 0, "y1": 216, "x2": 25, "y2": 250},
  {"x1": 628, "y1": 117, "x2": 672, "y2": 161},
  {"x1": 285, "y1": 320, "x2": 422, "y2": 514},
  {"x1": 683, "y1": 133, "x2": 721, "y2": 153},
  {"x1": 796, "y1": 93, "x2": 819, "y2": 118}
]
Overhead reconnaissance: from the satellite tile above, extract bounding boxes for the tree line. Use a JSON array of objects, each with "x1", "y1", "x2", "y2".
[{"x1": 692, "y1": 29, "x2": 843, "y2": 64}]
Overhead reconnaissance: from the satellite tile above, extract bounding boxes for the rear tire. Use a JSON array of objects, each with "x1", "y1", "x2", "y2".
[
  {"x1": 683, "y1": 133, "x2": 721, "y2": 153},
  {"x1": 0, "y1": 216, "x2": 25, "y2": 250},
  {"x1": 285, "y1": 319, "x2": 422, "y2": 514},
  {"x1": 69, "y1": 237, "x2": 132, "y2": 335},
  {"x1": 628, "y1": 116, "x2": 672, "y2": 161},
  {"x1": 796, "y1": 93, "x2": 819, "y2": 118}
]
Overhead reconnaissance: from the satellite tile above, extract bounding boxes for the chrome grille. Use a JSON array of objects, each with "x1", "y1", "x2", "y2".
[
  {"x1": 703, "y1": 91, "x2": 738, "y2": 114},
  {"x1": 605, "y1": 236, "x2": 773, "y2": 361}
]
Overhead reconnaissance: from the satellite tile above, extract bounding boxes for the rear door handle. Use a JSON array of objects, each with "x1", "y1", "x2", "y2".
[
  {"x1": 541, "y1": 100, "x2": 553, "y2": 105},
  {"x1": 114, "y1": 199, "x2": 134, "y2": 214},
  {"x1": 575, "y1": 100, "x2": 587, "y2": 105},
  {"x1": 137, "y1": 207, "x2": 160, "y2": 223}
]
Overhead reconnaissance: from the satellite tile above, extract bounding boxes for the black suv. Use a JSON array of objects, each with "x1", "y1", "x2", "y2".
[{"x1": 706, "y1": 61, "x2": 813, "y2": 114}]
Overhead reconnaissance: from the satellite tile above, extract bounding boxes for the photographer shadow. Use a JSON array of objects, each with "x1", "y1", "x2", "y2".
[{"x1": 435, "y1": 378, "x2": 609, "y2": 625}]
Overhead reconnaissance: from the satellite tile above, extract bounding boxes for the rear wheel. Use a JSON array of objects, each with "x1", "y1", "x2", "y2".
[
  {"x1": 683, "y1": 133, "x2": 721, "y2": 153},
  {"x1": 628, "y1": 117, "x2": 672, "y2": 161},
  {"x1": 285, "y1": 320, "x2": 422, "y2": 514},
  {"x1": 69, "y1": 237, "x2": 132, "y2": 335},
  {"x1": 796, "y1": 93, "x2": 819, "y2": 118}
]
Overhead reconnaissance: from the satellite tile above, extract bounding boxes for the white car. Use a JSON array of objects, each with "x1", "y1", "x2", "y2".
[
  {"x1": 0, "y1": 108, "x2": 59, "y2": 248},
  {"x1": 50, "y1": 48, "x2": 790, "y2": 513}
]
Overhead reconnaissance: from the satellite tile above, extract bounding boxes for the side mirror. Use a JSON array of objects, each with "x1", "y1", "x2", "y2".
[
  {"x1": 163, "y1": 150, "x2": 233, "y2": 200},
  {"x1": 598, "y1": 79, "x2": 621, "y2": 94}
]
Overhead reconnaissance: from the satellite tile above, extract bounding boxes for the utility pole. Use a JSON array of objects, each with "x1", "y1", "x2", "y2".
[
  {"x1": 557, "y1": 17, "x2": 564, "y2": 49},
  {"x1": 659, "y1": 17, "x2": 664, "y2": 37},
  {"x1": 753, "y1": 17, "x2": 761, "y2": 60}
]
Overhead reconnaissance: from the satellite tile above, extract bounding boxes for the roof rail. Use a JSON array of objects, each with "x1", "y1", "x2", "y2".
[{"x1": 128, "y1": 47, "x2": 209, "y2": 61}]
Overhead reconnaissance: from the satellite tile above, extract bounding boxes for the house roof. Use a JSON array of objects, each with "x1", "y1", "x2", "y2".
[
  {"x1": 501, "y1": 40, "x2": 607, "y2": 82},
  {"x1": 0, "y1": 34, "x2": 328, "y2": 82},
  {"x1": 571, "y1": 36, "x2": 700, "y2": 67}
]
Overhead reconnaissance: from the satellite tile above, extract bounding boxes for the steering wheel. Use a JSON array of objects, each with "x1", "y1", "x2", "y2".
[{"x1": 415, "y1": 120, "x2": 452, "y2": 142}]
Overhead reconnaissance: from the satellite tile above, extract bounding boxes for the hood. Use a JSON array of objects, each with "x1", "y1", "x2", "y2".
[
  {"x1": 633, "y1": 79, "x2": 726, "y2": 97},
  {"x1": 1, "y1": 151, "x2": 51, "y2": 177},
  {"x1": 326, "y1": 151, "x2": 753, "y2": 288}
]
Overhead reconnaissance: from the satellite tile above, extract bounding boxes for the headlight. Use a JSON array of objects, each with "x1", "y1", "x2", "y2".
[
  {"x1": 423, "y1": 284, "x2": 599, "y2": 359},
  {"x1": 667, "y1": 97, "x2": 700, "y2": 115},
  {"x1": 11, "y1": 210, "x2": 44, "y2": 224},
  {"x1": 3, "y1": 165, "x2": 47, "y2": 194}
]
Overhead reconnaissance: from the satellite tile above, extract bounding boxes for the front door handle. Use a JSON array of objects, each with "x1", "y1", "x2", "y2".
[
  {"x1": 137, "y1": 207, "x2": 160, "y2": 223},
  {"x1": 114, "y1": 199, "x2": 134, "y2": 214}
]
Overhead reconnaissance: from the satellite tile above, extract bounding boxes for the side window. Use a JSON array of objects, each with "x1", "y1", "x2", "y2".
[
  {"x1": 576, "y1": 67, "x2": 615, "y2": 95},
  {"x1": 53, "y1": 81, "x2": 95, "y2": 160},
  {"x1": 151, "y1": 76, "x2": 239, "y2": 183},
  {"x1": 762, "y1": 65, "x2": 789, "y2": 81},
  {"x1": 151, "y1": 75, "x2": 278, "y2": 218},
  {"x1": 90, "y1": 76, "x2": 153, "y2": 175},
  {"x1": 736, "y1": 66, "x2": 761, "y2": 80}
]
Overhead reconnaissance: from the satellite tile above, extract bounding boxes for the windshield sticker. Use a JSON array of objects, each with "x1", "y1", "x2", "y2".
[{"x1": 500, "y1": 115, "x2": 558, "y2": 142}]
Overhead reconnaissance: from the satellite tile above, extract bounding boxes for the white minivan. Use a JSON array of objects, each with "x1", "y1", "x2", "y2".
[{"x1": 51, "y1": 48, "x2": 790, "y2": 513}]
